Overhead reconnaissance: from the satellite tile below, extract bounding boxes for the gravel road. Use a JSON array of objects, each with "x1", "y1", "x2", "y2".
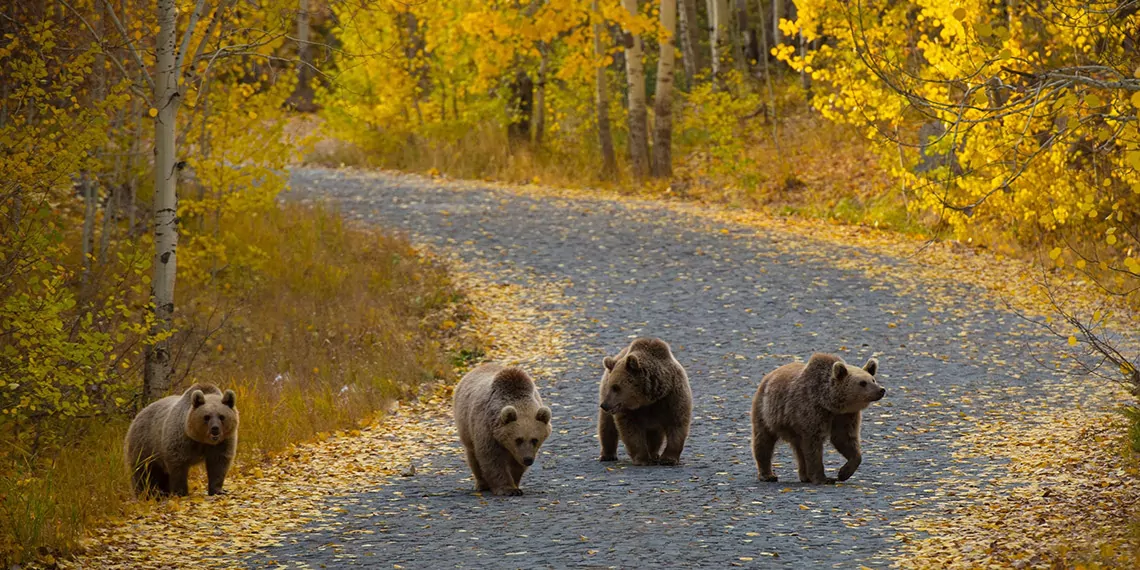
[{"x1": 245, "y1": 167, "x2": 1077, "y2": 568}]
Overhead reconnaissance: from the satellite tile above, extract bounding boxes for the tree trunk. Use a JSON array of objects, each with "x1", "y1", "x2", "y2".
[
  {"x1": 507, "y1": 70, "x2": 534, "y2": 145},
  {"x1": 709, "y1": 0, "x2": 731, "y2": 78},
  {"x1": 677, "y1": 0, "x2": 705, "y2": 85},
  {"x1": 592, "y1": 0, "x2": 617, "y2": 179},
  {"x1": 145, "y1": 0, "x2": 182, "y2": 403},
  {"x1": 652, "y1": 0, "x2": 677, "y2": 178},
  {"x1": 80, "y1": 172, "x2": 96, "y2": 286},
  {"x1": 771, "y1": 0, "x2": 784, "y2": 46},
  {"x1": 734, "y1": 0, "x2": 758, "y2": 68},
  {"x1": 621, "y1": 0, "x2": 650, "y2": 179},
  {"x1": 290, "y1": 0, "x2": 316, "y2": 112},
  {"x1": 534, "y1": 46, "x2": 548, "y2": 146}
]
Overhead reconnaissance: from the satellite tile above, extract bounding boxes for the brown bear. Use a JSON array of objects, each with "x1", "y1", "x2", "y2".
[
  {"x1": 124, "y1": 383, "x2": 239, "y2": 497},
  {"x1": 597, "y1": 337, "x2": 692, "y2": 466},
  {"x1": 751, "y1": 353, "x2": 885, "y2": 484},
  {"x1": 453, "y1": 363, "x2": 552, "y2": 496}
]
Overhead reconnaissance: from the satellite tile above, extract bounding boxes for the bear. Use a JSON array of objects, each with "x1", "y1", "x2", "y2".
[
  {"x1": 751, "y1": 353, "x2": 885, "y2": 484},
  {"x1": 124, "y1": 383, "x2": 239, "y2": 497},
  {"x1": 453, "y1": 363, "x2": 552, "y2": 496},
  {"x1": 597, "y1": 337, "x2": 692, "y2": 466}
]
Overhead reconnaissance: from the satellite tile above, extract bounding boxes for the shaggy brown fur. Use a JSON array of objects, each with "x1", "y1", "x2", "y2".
[
  {"x1": 124, "y1": 383, "x2": 240, "y2": 497},
  {"x1": 751, "y1": 353, "x2": 885, "y2": 484},
  {"x1": 453, "y1": 363, "x2": 552, "y2": 496},
  {"x1": 598, "y1": 337, "x2": 692, "y2": 466}
]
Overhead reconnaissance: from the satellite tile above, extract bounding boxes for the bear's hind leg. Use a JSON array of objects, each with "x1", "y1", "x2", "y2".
[
  {"x1": 801, "y1": 437, "x2": 836, "y2": 485},
  {"x1": 751, "y1": 426, "x2": 779, "y2": 482},
  {"x1": 598, "y1": 411, "x2": 619, "y2": 461}
]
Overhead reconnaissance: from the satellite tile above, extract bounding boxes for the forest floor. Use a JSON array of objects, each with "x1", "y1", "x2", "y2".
[{"x1": 67, "y1": 167, "x2": 1140, "y2": 569}]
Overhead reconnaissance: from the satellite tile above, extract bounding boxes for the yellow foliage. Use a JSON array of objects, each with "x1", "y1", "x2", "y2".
[{"x1": 779, "y1": 0, "x2": 1140, "y2": 301}]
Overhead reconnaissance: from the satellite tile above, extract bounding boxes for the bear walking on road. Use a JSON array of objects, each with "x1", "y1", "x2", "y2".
[
  {"x1": 454, "y1": 363, "x2": 552, "y2": 496},
  {"x1": 598, "y1": 337, "x2": 692, "y2": 466},
  {"x1": 751, "y1": 353, "x2": 885, "y2": 484},
  {"x1": 125, "y1": 383, "x2": 240, "y2": 497}
]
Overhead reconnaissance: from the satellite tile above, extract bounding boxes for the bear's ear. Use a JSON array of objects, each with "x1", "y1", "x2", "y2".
[
  {"x1": 499, "y1": 405, "x2": 518, "y2": 424},
  {"x1": 863, "y1": 358, "x2": 878, "y2": 376},
  {"x1": 222, "y1": 389, "x2": 237, "y2": 409},
  {"x1": 625, "y1": 354, "x2": 641, "y2": 374},
  {"x1": 831, "y1": 361, "x2": 848, "y2": 382},
  {"x1": 191, "y1": 390, "x2": 206, "y2": 408},
  {"x1": 603, "y1": 356, "x2": 616, "y2": 371},
  {"x1": 536, "y1": 407, "x2": 551, "y2": 424}
]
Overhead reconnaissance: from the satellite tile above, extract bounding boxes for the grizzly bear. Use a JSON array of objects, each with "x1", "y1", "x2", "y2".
[
  {"x1": 453, "y1": 363, "x2": 552, "y2": 496},
  {"x1": 751, "y1": 353, "x2": 885, "y2": 484},
  {"x1": 597, "y1": 337, "x2": 692, "y2": 466},
  {"x1": 124, "y1": 384, "x2": 239, "y2": 497}
]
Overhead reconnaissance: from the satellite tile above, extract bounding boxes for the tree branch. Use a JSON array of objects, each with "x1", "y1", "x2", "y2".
[
  {"x1": 102, "y1": 0, "x2": 155, "y2": 92},
  {"x1": 175, "y1": 0, "x2": 210, "y2": 75}
]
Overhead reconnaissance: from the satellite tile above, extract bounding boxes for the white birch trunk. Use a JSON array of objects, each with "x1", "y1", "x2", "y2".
[
  {"x1": 622, "y1": 0, "x2": 650, "y2": 179},
  {"x1": 709, "y1": 0, "x2": 731, "y2": 78},
  {"x1": 652, "y1": 0, "x2": 676, "y2": 178},
  {"x1": 677, "y1": 0, "x2": 704, "y2": 84},
  {"x1": 144, "y1": 0, "x2": 182, "y2": 402}
]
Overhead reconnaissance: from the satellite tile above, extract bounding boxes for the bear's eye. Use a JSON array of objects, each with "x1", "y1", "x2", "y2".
[
  {"x1": 531, "y1": 438, "x2": 538, "y2": 445},
  {"x1": 859, "y1": 381, "x2": 867, "y2": 387},
  {"x1": 611, "y1": 385, "x2": 620, "y2": 393},
  {"x1": 515, "y1": 438, "x2": 524, "y2": 445},
  {"x1": 217, "y1": 415, "x2": 225, "y2": 422},
  {"x1": 203, "y1": 415, "x2": 212, "y2": 422}
]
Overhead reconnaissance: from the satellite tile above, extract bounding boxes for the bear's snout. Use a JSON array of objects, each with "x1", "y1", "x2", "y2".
[
  {"x1": 523, "y1": 457, "x2": 535, "y2": 466},
  {"x1": 210, "y1": 425, "x2": 221, "y2": 436},
  {"x1": 874, "y1": 387, "x2": 886, "y2": 400}
]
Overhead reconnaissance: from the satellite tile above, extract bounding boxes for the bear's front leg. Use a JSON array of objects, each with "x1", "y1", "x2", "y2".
[
  {"x1": 167, "y1": 464, "x2": 191, "y2": 496},
  {"x1": 205, "y1": 452, "x2": 233, "y2": 496},
  {"x1": 479, "y1": 450, "x2": 522, "y2": 496},
  {"x1": 645, "y1": 429, "x2": 664, "y2": 463},
  {"x1": 658, "y1": 424, "x2": 688, "y2": 466},
  {"x1": 508, "y1": 460, "x2": 528, "y2": 487},
  {"x1": 464, "y1": 448, "x2": 490, "y2": 491},
  {"x1": 831, "y1": 413, "x2": 862, "y2": 482},
  {"x1": 614, "y1": 415, "x2": 653, "y2": 465},
  {"x1": 598, "y1": 410, "x2": 619, "y2": 461}
]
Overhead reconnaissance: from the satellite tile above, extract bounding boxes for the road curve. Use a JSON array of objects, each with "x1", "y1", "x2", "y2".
[{"x1": 246, "y1": 167, "x2": 1078, "y2": 569}]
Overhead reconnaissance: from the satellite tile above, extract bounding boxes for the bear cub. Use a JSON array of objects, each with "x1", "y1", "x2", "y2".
[
  {"x1": 751, "y1": 353, "x2": 885, "y2": 484},
  {"x1": 453, "y1": 363, "x2": 552, "y2": 496},
  {"x1": 598, "y1": 337, "x2": 692, "y2": 466},
  {"x1": 125, "y1": 383, "x2": 240, "y2": 497}
]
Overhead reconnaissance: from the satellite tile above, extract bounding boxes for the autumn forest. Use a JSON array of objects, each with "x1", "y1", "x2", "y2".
[{"x1": 3, "y1": 0, "x2": 1140, "y2": 566}]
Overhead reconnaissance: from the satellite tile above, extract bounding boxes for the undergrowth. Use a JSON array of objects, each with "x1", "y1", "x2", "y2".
[{"x1": 0, "y1": 204, "x2": 478, "y2": 564}]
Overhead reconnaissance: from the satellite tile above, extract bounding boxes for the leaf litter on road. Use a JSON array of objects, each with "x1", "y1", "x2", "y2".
[{"x1": 67, "y1": 256, "x2": 577, "y2": 569}]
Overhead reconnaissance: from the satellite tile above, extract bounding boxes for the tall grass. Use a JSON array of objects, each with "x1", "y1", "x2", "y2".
[{"x1": 0, "y1": 204, "x2": 476, "y2": 563}]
